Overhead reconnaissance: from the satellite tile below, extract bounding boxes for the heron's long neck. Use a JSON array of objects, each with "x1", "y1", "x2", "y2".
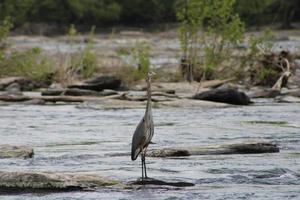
[{"x1": 146, "y1": 77, "x2": 152, "y2": 113}]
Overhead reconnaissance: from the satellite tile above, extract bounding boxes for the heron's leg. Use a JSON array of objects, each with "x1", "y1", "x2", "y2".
[
  {"x1": 141, "y1": 153, "x2": 144, "y2": 180},
  {"x1": 143, "y1": 148, "x2": 148, "y2": 178},
  {"x1": 144, "y1": 155, "x2": 147, "y2": 178}
]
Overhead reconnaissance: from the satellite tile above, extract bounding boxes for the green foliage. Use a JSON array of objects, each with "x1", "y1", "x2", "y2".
[
  {"x1": 115, "y1": 66, "x2": 142, "y2": 87},
  {"x1": 67, "y1": 24, "x2": 78, "y2": 43},
  {"x1": 234, "y1": 0, "x2": 274, "y2": 26},
  {"x1": 176, "y1": 0, "x2": 205, "y2": 59},
  {"x1": 248, "y1": 29, "x2": 274, "y2": 59},
  {"x1": 28, "y1": 0, "x2": 121, "y2": 25},
  {"x1": 131, "y1": 42, "x2": 151, "y2": 78},
  {"x1": 0, "y1": 17, "x2": 12, "y2": 46},
  {"x1": 1, "y1": 0, "x2": 300, "y2": 29},
  {"x1": 177, "y1": 0, "x2": 245, "y2": 80},
  {"x1": 202, "y1": 0, "x2": 244, "y2": 79},
  {"x1": 0, "y1": 48, "x2": 54, "y2": 84},
  {"x1": 257, "y1": 67, "x2": 277, "y2": 84},
  {"x1": 0, "y1": 0, "x2": 34, "y2": 26},
  {"x1": 67, "y1": 26, "x2": 98, "y2": 79},
  {"x1": 117, "y1": 41, "x2": 151, "y2": 84},
  {"x1": 117, "y1": 0, "x2": 177, "y2": 24},
  {"x1": 249, "y1": 31, "x2": 278, "y2": 85}
]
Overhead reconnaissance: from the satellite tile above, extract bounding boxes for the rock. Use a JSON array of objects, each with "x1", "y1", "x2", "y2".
[
  {"x1": 148, "y1": 141, "x2": 279, "y2": 157},
  {"x1": 192, "y1": 88, "x2": 252, "y2": 105},
  {"x1": 147, "y1": 149, "x2": 190, "y2": 157},
  {"x1": 22, "y1": 99, "x2": 46, "y2": 105},
  {"x1": 280, "y1": 88, "x2": 300, "y2": 97},
  {"x1": 275, "y1": 95, "x2": 300, "y2": 103},
  {"x1": 0, "y1": 77, "x2": 37, "y2": 91},
  {"x1": 42, "y1": 88, "x2": 118, "y2": 97},
  {"x1": 248, "y1": 88, "x2": 281, "y2": 98},
  {"x1": 4, "y1": 83, "x2": 23, "y2": 96},
  {"x1": 68, "y1": 76, "x2": 121, "y2": 91},
  {"x1": 5, "y1": 83, "x2": 21, "y2": 92},
  {"x1": 0, "y1": 171, "x2": 121, "y2": 193},
  {"x1": 0, "y1": 145, "x2": 34, "y2": 159},
  {"x1": 117, "y1": 91, "x2": 179, "y2": 102},
  {"x1": 41, "y1": 89, "x2": 63, "y2": 96},
  {"x1": 130, "y1": 178, "x2": 194, "y2": 187},
  {"x1": 60, "y1": 88, "x2": 99, "y2": 96},
  {"x1": 159, "y1": 99, "x2": 229, "y2": 108},
  {"x1": 48, "y1": 83, "x2": 63, "y2": 90}
]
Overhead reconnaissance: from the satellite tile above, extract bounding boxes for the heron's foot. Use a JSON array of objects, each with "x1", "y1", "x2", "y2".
[
  {"x1": 138, "y1": 176, "x2": 155, "y2": 182},
  {"x1": 131, "y1": 178, "x2": 195, "y2": 187}
]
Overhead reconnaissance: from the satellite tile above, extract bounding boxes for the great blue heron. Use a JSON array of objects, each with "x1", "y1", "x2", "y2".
[{"x1": 131, "y1": 72, "x2": 155, "y2": 180}]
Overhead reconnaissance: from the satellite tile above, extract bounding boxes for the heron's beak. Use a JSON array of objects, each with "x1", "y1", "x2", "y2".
[{"x1": 149, "y1": 71, "x2": 156, "y2": 76}]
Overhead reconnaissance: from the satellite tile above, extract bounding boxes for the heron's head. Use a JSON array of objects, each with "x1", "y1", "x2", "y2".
[{"x1": 147, "y1": 71, "x2": 156, "y2": 79}]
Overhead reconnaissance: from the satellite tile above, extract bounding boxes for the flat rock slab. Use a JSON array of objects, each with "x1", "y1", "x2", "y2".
[
  {"x1": 130, "y1": 178, "x2": 194, "y2": 187},
  {"x1": 0, "y1": 145, "x2": 34, "y2": 159},
  {"x1": 0, "y1": 171, "x2": 121, "y2": 194},
  {"x1": 42, "y1": 88, "x2": 118, "y2": 97},
  {"x1": 276, "y1": 95, "x2": 300, "y2": 103},
  {"x1": 248, "y1": 88, "x2": 280, "y2": 98},
  {"x1": 148, "y1": 141, "x2": 279, "y2": 157}
]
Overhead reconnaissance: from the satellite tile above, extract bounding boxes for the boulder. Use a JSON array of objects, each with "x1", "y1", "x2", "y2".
[
  {"x1": 68, "y1": 76, "x2": 121, "y2": 91},
  {"x1": 4, "y1": 83, "x2": 23, "y2": 96},
  {"x1": 0, "y1": 77, "x2": 37, "y2": 91},
  {"x1": 0, "y1": 145, "x2": 34, "y2": 159},
  {"x1": 192, "y1": 88, "x2": 252, "y2": 105},
  {"x1": 0, "y1": 171, "x2": 121, "y2": 193},
  {"x1": 148, "y1": 141, "x2": 279, "y2": 157}
]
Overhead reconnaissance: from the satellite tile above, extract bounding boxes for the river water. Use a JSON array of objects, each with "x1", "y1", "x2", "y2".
[{"x1": 0, "y1": 100, "x2": 299, "y2": 199}]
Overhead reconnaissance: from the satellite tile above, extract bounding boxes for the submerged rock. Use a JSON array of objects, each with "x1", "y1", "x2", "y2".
[
  {"x1": 192, "y1": 88, "x2": 251, "y2": 105},
  {"x1": 0, "y1": 145, "x2": 34, "y2": 159},
  {"x1": 130, "y1": 177, "x2": 194, "y2": 187},
  {"x1": 0, "y1": 171, "x2": 121, "y2": 193},
  {"x1": 148, "y1": 141, "x2": 279, "y2": 157},
  {"x1": 147, "y1": 149, "x2": 190, "y2": 157},
  {"x1": 68, "y1": 76, "x2": 121, "y2": 91}
]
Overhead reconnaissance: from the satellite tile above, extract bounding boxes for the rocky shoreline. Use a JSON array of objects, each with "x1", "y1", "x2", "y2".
[{"x1": 1, "y1": 73, "x2": 300, "y2": 109}]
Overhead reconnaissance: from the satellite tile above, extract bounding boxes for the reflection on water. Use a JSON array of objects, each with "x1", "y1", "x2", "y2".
[{"x1": 0, "y1": 103, "x2": 299, "y2": 199}]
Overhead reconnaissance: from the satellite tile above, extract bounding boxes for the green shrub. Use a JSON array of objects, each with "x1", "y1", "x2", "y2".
[
  {"x1": 66, "y1": 25, "x2": 98, "y2": 79},
  {"x1": 177, "y1": 0, "x2": 245, "y2": 81},
  {"x1": 239, "y1": 29, "x2": 275, "y2": 84},
  {"x1": 116, "y1": 41, "x2": 151, "y2": 86},
  {"x1": 131, "y1": 41, "x2": 151, "y2": 78},
  {"x1": 0, "y1": 47, "x2": 54, "y2": 84},
  {"x1": 0, "y1": 18, "x2": 13, "y2": 49}
]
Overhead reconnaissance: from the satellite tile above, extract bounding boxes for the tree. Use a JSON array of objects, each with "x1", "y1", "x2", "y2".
[
  {"x1": 177, "y1": 0, "x2": 244, "y2": 81},
  {"x1": 0, "y1": 0, "x2": 34, "y2": 26},
  {"x1": 234, "y1": 0, "x2": 274, "y2": 26},
  {"x1": 276, "y1": 0, "x2": 299, "y2": 29}
]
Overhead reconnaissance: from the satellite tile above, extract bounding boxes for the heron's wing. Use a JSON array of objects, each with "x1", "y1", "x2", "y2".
[{"x1": 131, "y1": 117, "x2": 147, "y2": 160}]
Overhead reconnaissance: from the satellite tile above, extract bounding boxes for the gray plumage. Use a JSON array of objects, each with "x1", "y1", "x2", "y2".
[{"x1": 131, "y1": 72, "x2": 154, "y2": 180}]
